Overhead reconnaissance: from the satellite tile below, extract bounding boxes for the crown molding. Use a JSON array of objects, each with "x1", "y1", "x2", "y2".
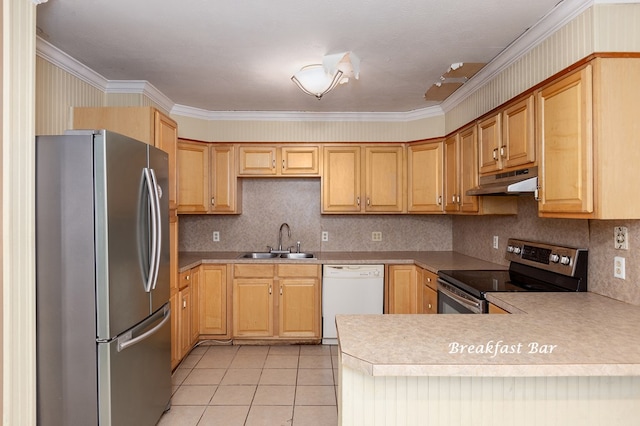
[
  {"x1": 441, "y1": 0, "x2": 595, "y2": 112},
  {"x1": 170, "y1": 104, "x2": 443, "y2": 122},
  {"x1": 36, "y1": 36, "x2": 108, "y2": 91},
  {"x1": 105, "y1": 80, "x2": 174, "y2": 113}
]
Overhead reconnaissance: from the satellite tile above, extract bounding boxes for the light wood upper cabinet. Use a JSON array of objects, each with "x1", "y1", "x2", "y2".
[
  {"x1": 537, "y1": 64, "x2": 593, "y2": 216},
  {"x1": 537, "y1": 57, "x2": 640, "y2": 219},
  {"x1": 478, "y1": 95, "x2": 535, "y2": 175},
  {"x1": 444, "y1": 125, "x2": 478, "y2": 213},
  {"x1": 322, "y1": 145, "x2": 404, "y2": 213},
  {"x1": 322, "y1": 146, "x2": 362, "y2": 212},
  {"x1": 177, "y1": 140, "x2": 240, "y2": 214},
  {"x1": 199, "y1": 265, "x2": 229, "y2": 336},
  {"x1": 408, "y1": 141, "x2": 443, "y2": 213},
  {"x1": 238, "y1": 145, "x2": 319, "y2": 176},
  {"x1": 478, "y1": 113, "x2": 502, "y2": 175},
  {"x1": 502, "y1": 95, "x2": 536, "y2": 170},
  {"x1": 364, "y1": 146, "x2": 404, "y2": 212}
]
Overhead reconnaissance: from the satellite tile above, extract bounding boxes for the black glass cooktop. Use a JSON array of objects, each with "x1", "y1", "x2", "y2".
[{"x1": 437, "y1": 269, "x2": 569, "y2": 298}]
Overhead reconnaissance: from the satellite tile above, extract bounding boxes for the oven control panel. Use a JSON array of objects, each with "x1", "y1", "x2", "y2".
[{"x1": 505, "y1": 238, "x2": 587, "y2": 277}]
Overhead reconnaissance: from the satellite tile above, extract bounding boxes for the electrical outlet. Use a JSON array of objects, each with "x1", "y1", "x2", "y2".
[
  {"x1": 493, "y1": 235, "x2": 499, "y2": 249},
  {"x1": 213, "y1": 231, "x2": 220, "y2": 242},
  {"x1": 372, "y1": 231, "x2": 382, "y2": 242},
  {"x1": 615, "y1": 226, "x2": 628, "y2": 250},
  {"x1": 321, "y1": 231, "x2": 329, "y2": 242},
  {"x1": 614, "y1": 256, "x2": 626, "y2": 279}
]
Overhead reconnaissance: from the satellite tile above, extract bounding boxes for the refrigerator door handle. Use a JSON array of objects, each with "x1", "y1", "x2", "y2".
[
  {"x1": 148, "y1": 168, "x2": 162, "y2": 290},
  {"x1": 142, "y1": 168, "x2": 161, "y2": 292},
  {"x1": 117, "y1": 304, "x2": 171, "y2": 352}
]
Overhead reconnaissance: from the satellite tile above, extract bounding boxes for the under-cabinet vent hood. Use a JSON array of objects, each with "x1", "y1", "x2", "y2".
[{"x1": 466, "y1": 167, "x2": 538, "y2": 196}]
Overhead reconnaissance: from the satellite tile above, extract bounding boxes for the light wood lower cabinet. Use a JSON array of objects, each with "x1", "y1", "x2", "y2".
[
  {"x1": 199, "y1": 264, "x2": 230, "y2": 336},
  {"x1": 232, "y1": 264, "x2": 321, "y2": 340},
  {"x1": 488, "y1": 303, "x2": 510, "y2": 314},
  {"x1": 387, "y1": 265, "x2": 419, "y2": 314},
  {"x1": 388, "y1": 265, "x2": 438, "y2": 314},
  {"x1": 421, "y1": 269, "x2": 438, "y2": 314},
  {"x1": 171, "y1": 267, "x2": 200, "y2": 369}
]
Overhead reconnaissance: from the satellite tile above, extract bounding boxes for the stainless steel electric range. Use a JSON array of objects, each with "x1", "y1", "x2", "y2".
[{"x1": 437, "y1": 239, "x2": 588, "y2": 314}]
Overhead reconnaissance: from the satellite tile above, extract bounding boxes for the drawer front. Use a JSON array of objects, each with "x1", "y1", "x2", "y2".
[
  {"x1": 234, "y1": 264, "x2": 275, "y2": 278},
  {"x1": 277, "y1": 264, "x2": 320, "y2": 278}
]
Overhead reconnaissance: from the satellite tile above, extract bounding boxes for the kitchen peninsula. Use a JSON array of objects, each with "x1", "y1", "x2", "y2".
[{"x1": 336, "y1": 292, "x2": 640, "y2": 426}]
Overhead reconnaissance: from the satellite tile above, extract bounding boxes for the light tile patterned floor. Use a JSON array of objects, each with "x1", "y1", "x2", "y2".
[{"x1": 158, "y1": 344, "x2": 339, "y2": 426}]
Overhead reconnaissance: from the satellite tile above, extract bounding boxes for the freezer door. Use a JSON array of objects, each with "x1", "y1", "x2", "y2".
[
  {"x1": 147, "y1": 145, "x2": 170, "y2": 313},
  {"x1": 98, "y1": 303, "x2": 171, "y2": 426},
  {"x1": 95, "y1": 131, "x2": 154, "y2": 339}
]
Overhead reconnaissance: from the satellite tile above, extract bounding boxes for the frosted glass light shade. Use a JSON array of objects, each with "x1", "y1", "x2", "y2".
[{"x1": 291, "y1": 64, "x2": 344, "y2": 99}]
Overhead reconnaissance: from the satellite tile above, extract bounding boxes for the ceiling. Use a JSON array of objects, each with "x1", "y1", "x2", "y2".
[{"x1": 36, "y1": 0, "x2": 566, "y2": 114}]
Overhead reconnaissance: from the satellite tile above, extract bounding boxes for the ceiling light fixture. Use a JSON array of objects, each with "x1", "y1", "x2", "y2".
[{"x1": 291, "y1": 52, "x2": 360, "y2": 100}]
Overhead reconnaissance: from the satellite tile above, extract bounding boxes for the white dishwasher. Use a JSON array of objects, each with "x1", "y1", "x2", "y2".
[{"x1": 322, "y1": 264, "x2": 384, "y2": 345}]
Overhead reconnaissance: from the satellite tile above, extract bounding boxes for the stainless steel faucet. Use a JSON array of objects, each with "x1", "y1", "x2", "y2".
[{"x1": 277, "y1": 223, "x2": 291, "y2": 252}]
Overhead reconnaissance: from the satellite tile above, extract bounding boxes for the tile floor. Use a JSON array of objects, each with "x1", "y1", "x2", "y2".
[{"x1": 158, "y1": 344, "x2": 339, "y2": 426}]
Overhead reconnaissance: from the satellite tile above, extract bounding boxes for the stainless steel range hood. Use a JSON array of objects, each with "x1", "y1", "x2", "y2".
[{"x1": 466, "y1": 166, "x2": 538, "y2": 196}]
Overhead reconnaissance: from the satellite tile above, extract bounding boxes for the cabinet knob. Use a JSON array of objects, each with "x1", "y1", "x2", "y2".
[
  {"x1": 367, "y1": 197, "x2": 371, "y2": 206},
  {"x1": 269, "y1": 285, "x2": 272, "y2": 295},
  {"x1": 428, "y1": 303, "x2": 432, "y2": 309},
  {"x1": 280, "y1": 286, "x2": 283, "y2": 296},
  {"x1": 492, "y1": 148, "x2": 498, "y2": 160},
  {"x1": 437, "y1": 195, "x2": 442, "y2": 205},
  {"x1": 356, "y1": 196, "x2": 360, "y2": 207},
  {"x1": 186, "y1": 275, "x2": 190, "y2": 281},
  {"x1": 211, "y1": 197, "x2": 215, "y2": 205},
  {"x1": 500, "y1": 145, "x2": 506, "y2": 158},
  {"x1": 272, "y1": 159, "x2": 276, "y2": 168},
  {"x1": 282, "y1": 159, "x2": 285, "y2": 169}
]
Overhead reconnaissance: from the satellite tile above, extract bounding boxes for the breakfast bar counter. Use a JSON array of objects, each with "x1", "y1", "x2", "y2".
[{"x1": 335, "y1": 292, "x2": 640, "y2": 425}]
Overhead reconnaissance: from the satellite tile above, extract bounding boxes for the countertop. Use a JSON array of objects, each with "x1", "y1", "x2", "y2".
[
  {"x1": 336, "y1": 291, "x2": 640, "y2": 377},
  {"x1": 178, "y1": 250, "x2": 508, "y2": 274}
]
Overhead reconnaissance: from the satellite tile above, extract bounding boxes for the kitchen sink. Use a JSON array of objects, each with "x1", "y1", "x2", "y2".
[
  {"x1": 238, "y1": 252, "x2": 315, "y2": 259},
  {"x1": 280, "y1": 252, "x2": 315, "y2": 259},
  {"x1": 238, "y1": 252, "x2": 279, "y2": 259}
]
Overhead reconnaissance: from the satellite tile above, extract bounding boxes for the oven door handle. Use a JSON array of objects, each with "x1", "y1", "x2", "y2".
[{"x1": 438, "y1": 280, "x2": 484, "y2": 313}]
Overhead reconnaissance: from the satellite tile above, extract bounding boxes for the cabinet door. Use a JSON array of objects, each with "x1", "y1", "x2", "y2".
[
  {"x1": 459, "y1": 125, "x2": 479, "y2": 213},
  {"x1": 537, "y1": 65, "x2": 593, "y2": 214},
  {"x1": 502, "y1": 95, "x2": 535, "y2": 170},
  {"x1": 443, "y1": 135, "x2": 459, "y2": 212},
  {"x1": 322, "y1": 146, "x2": 361, "y2": 212},
  {"x1": 281, "y1": 146, "x2": 319, "y2": 175},
  {"x1": 364, "y1": 146, "x2": 404, "y2": 212},
  {"x1": 388, "y1": 265, "x2": 418, "y2": 314},
  {"x1": 177, "y1": 140, "x2": 210, "y2": 213},
  {"x1": 408, "y1": 142, "x2": 443, "y2": 213},
  {"x1": 154, "y1": 110, "x2": 178, "y2": 209},
  {"x1": 233, "y1": 278, "x2": 274, "y2": 337},
  {"x1": 278, "y1": 278, "x2": 319, "y2": 338},
  {"x1": 238, "y1": 146, "x2": 277, "y2": 175},
  {"x1": 199, "y1": 265, "x2": 228, "y2": 335},
  {"x1": 210, "y1": 145, "x2": 237, "y2": 212},
  {"x1": 478, "y1": 113, "x2": 502, "y2": 174}
]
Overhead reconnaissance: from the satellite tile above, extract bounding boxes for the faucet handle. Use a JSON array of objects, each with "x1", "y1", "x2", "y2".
[
  {"x1": 266, "y1": 245, "x2": 273, "y2": 252},
  {"x1": 296, "y1": 241, "x2": 301, "y2": 253}
]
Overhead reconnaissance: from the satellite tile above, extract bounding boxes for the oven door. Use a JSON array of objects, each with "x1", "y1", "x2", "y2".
[{"x1": 437, "y1": 279, "x2": 486, "y2": 314}]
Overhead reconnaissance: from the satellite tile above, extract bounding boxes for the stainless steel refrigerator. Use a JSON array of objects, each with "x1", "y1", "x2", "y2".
[{"x1": 36, "y1": 130, "x2": 171, "y2": 425}]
